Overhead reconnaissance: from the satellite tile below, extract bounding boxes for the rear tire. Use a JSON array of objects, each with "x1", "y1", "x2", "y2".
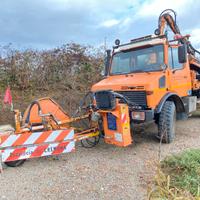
[
  {"x1": 5, "y1": 159, "x2": 26, "y2": 167},
  {"x1": 158, "y1": 101, "x2": 176, "y2": 143}
]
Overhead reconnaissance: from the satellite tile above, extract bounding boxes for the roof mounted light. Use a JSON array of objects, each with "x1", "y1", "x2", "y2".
[
  {"x1": 154, "y1": 29, "x2": 160, "y2": 35},
  {"x1": 115, "y1": 39, "x2": 120, "y2": 46}
]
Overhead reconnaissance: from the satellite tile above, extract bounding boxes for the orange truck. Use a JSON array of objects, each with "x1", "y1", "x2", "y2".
[
  {"x1": 0, "y1": 9, "x2": 200, "y2": 168},
  {"x1": 91, "y1": 9, "x2": 200, "y2": 145}
]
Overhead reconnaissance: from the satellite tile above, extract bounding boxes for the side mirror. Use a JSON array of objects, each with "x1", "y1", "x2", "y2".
[
  {"x1": 104, "y1": 49, "x2": 111, "y2": 76},
  {"x1": 178, "y1": 44, "x2": 187, "y2": 63}
]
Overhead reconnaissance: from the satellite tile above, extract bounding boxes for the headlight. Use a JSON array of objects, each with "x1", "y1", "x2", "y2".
[{"x1": 132, "y1": 111, "x2": 145, "y2": 121}]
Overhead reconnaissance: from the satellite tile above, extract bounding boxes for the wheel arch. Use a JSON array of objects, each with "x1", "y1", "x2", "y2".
[{"x1": 155, "y1": 93, "x2": 185, "y2": 114}]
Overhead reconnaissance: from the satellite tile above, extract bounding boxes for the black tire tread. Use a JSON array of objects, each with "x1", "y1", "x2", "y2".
[
  {"x1": 158, "y1": 101, "x2": 176, "y2": 143},
  {"x1": 5, "y1": 159, "x2": 26, "y2": 167}
]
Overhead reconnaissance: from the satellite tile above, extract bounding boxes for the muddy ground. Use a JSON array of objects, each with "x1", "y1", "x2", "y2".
[{"x1": 0, "y1": 115, "x2": 200, "y2": 200}]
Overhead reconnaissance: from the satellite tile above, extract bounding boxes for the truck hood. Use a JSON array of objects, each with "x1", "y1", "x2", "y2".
[{"x1": 91, "y1": 72, "x2": 165, "y2": 92}]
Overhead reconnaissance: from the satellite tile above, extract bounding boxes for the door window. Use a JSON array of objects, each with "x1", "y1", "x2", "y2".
[{"x1": 168, "y1": 47, "x2": 183, "y2": 70}]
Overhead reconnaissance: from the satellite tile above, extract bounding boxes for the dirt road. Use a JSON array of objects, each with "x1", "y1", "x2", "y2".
[{"x1": 0, "y1": 116, "x2": 200, "y2": 200}]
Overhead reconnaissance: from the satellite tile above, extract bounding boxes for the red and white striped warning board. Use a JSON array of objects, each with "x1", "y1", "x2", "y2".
[{"x1": 0, "y1": 129, "x2": 75, "y2": 162}]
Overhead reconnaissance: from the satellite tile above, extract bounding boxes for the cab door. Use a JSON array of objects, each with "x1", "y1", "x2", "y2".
[{"x1": 168, "y1": 46, "x2": 192, "y2": 97}]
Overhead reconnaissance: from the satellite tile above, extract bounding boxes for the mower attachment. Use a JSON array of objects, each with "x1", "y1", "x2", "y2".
[{"x1": 0, "y1": 97, "x2": 100, "y2": 169}]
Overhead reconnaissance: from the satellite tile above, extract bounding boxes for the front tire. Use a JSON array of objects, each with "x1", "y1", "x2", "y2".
[{"x1": 158, "y1": 101, "x2": 176, "y2": 143}]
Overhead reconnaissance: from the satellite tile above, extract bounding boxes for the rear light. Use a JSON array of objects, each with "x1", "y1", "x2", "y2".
[{"x1": 132, "y1": 111, "x2": 145, "y2": 121}]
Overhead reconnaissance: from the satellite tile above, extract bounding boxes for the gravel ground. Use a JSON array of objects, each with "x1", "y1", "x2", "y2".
[{"x1": 0, "y1": 116, "x2": 200, "y2": 200}]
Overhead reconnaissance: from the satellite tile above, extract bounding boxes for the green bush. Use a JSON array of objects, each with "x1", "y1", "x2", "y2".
[{"x1": 0, "y1": 43, "x2": 104, "y2": 124}]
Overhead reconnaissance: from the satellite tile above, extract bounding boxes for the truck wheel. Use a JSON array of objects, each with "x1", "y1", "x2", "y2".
[
  {"x1": 158, "y1": 101, "x2": 176, "y2": 143},
  {"x1": 5, "y1": 159, "x2": 26, "y2": 167}
]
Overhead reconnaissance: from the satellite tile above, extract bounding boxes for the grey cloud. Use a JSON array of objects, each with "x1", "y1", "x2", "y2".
[
  {"x1": 0, "y1": 0, "x2": 199, "y2": 49},
  {"x1": 0, "y1": 0, "x2": 101, "y2": 49}
]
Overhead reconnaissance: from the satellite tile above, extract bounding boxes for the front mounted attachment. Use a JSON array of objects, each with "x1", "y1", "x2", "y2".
[
  {"x1": 95, "y1": 90, "x2": 132, "y2": 147},
  {"x1": 100, "y1": 103, "x2": 132, "y2": 147}
]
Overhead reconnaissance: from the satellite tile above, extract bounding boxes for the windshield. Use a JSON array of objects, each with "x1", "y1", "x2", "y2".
[{"x1": 110, "y1": 45, "x2": 164, "y2": 74}]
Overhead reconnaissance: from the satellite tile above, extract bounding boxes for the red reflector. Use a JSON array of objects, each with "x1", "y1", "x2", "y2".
[{"x1": 146, "y1": 91, "x2": 154, "y2": 95}]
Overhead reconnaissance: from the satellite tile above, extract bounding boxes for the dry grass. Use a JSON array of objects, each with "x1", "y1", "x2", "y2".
[{"x1": 148, "y1": 166, "x2": 198, "y2": 200}]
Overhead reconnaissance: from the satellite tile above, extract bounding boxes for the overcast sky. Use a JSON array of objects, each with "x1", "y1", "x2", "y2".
[{"x1": 0, "y1": 0, "x2": 199, "y2": 50}]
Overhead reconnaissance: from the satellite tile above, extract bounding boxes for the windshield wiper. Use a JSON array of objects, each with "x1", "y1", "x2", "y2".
[
  {"x1": 132, "y1": 69, "x2": 150, "y2": 74},
  {"x1": 160, "y1": 64, "x2": 167, "y2": 70},
  {"x1": 132, "y1": 70, "x2": 144, "y2": 72},
  {"x1": 113, "y1": 72, "x2": 129, "y2": 75}
]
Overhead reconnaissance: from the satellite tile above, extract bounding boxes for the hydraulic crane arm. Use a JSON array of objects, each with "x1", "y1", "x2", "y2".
[
  {"x1": 154, "y1": 9, "x2": 180, "y2": 36},
  {"x1": 155, "y1": 9, "x2": 200, "y2": 61}
]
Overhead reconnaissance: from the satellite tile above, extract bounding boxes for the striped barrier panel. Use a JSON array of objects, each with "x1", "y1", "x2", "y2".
[{"x1": 0, "y1": 129, "x2": 75, "y2": 162}]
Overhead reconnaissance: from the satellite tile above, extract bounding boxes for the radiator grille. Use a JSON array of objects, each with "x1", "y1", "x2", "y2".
[{"x1": 116, "y1": 91, "x2": 147, "y2": 107}]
